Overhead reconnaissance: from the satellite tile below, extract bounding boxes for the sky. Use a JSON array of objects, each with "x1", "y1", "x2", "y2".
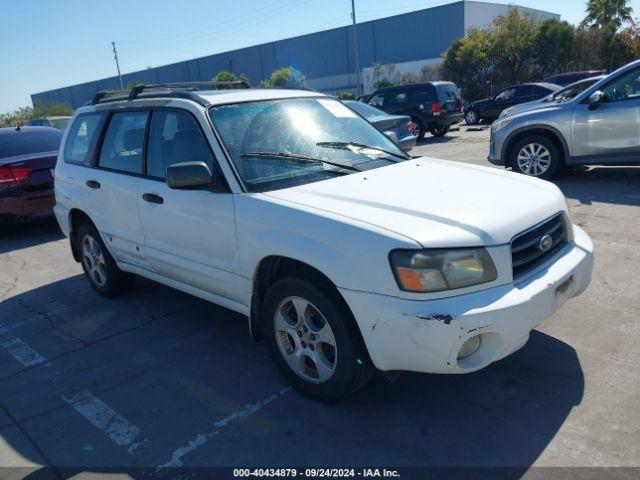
[{"x1": 1, "y1": 0, "x2": 638, "y2": 112}]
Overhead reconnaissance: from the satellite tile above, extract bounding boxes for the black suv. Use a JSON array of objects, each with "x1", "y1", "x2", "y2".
[
  {"x1": 363, "y1": 82, "x2": 463, "y2": 139},
  {"x1": 464, "y1": 83, "x2": 560, "y2": 125}
]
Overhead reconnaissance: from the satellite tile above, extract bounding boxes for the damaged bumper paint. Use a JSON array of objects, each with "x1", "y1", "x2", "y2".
[{"x1": 339, "y1": 225, "x2": 593, "y2": 374}]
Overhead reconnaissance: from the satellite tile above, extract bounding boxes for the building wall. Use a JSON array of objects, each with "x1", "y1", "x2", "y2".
[{"x1": 31, "y1": 1, "x2": 558, "y2": 108}]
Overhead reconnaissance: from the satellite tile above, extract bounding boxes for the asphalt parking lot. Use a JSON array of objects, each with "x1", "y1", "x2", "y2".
[{"x1": 1, "y1": 126, "x2": 639, "y2": 478}]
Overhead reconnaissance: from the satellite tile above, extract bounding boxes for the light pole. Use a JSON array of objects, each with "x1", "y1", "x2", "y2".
[
  {"x1": 351, "y1": 0, "x2": 361, "y2": 97},
  {"x1": 112, "y1": 41, "x2": 124, "y2": 90}
]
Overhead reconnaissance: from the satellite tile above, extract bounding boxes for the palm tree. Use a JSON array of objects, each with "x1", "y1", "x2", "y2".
[{"x1": 581, "y1": 0, "x2": 633, "y2": 31}]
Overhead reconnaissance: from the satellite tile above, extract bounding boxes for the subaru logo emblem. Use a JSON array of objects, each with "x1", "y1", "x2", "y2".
[{"x1": 539, "y1": 235, "x2": 553, "y2": 252}]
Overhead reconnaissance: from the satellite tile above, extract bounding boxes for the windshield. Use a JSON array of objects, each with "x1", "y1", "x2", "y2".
[
  {"x1": 552, "y1": 79, "x2": 600, "y2": 102},
  {"x1": 209, "y1": 97, "x2": 408, "y2": 192}
]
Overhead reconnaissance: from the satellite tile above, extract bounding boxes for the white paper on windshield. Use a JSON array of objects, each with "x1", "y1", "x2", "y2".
[{"x1": 317, "y1": 99, "x2": 357, "y2": 118}]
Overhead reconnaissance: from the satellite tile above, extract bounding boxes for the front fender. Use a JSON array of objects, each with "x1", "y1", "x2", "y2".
[{"x1": 501, "y1": 123, "x2": 571, "y2": 166}]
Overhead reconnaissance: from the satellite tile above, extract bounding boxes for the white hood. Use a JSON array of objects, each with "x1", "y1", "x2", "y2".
[{"x1": 264, "y1": 157, "x2": 568, "y2": 248}]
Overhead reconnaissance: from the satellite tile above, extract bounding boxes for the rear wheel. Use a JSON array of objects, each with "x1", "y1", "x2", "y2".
[
  {"x1": 510, "y1": 135, "x2": 561, "y2": 180},
  {"x1": 465, "y1": 109, "x2": 480, "y2": 125},
  {"x1": 263, "y1": 277, "x2": 373, "y2": 402},
  {"x1": 410, "y1": 118, "x2": 426, "y2": 140},
  {"x1": 429, "y1": 125, "x2": 450, "y2": 137},
  {"x1": 77, "y1": 222, "x2": 133, "y2": 297}
]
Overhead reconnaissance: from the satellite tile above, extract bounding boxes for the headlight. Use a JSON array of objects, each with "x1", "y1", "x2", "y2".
[
  {"x1": 390, "y1": 248, "x2": 498, "y2": 293},
  {"x1": 493, "y1": 119, "x2": 513, "y2": 131}
]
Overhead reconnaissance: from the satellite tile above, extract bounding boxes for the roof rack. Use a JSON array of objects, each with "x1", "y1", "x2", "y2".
[{"x1": 88, "y1": 80, "x2": 251, "y2": 106}]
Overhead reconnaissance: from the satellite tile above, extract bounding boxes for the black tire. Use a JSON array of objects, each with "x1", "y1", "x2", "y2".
[
  {"x1": 410, "y1": 118, "x2": 426, "y2": 140},
  {"x1": 263, "y1": 276, "x2": 374, "y2": 402},
  {"x1": 429, "y1": 125, "x2": 450, "y2": 137},
  {"x1": 77, "y1": 222, "x2": 134, "y2": 297},
  {"x1": 510, "y1": 134, "x2": 561, "y2": 180},
  {"x1": 465, "y1": 109, "x2": 480, "y2": 125}
]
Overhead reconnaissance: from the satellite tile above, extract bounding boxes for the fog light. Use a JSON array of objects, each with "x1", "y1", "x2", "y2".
[{"x1": 458, "y1": 335, "x2": 481, "y2": 360}]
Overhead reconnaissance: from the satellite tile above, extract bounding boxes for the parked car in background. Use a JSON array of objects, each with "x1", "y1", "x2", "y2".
[
  {"x1": 464, "y1": 83, "x2": 560, "y2": 125},
  {"x1": 364, "y1": 82, "x2": 463, "y2": 139},
  {"x1": 27, "y1": 116, "x2": 71, "y2": 131},
  {"x1": 489, "y1": 60, "x2": 640, "y2": 179},
  {"x1": 542, "y1": 70, "x2": 606, "y2": 87},
  {"x1": 499, "y1": 75, "x2": 607, "y2": 119},
  {"x1": 344, "y1": 100, "x2": 417, "y2": 150},
  {"x1": 55, "y1": 84, "x2": 592, "y2": 401},
  {"x1": 0, "y1": 126, "x2": 62, "y2": 224}
]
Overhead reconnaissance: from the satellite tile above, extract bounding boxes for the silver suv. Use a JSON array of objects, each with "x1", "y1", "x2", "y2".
[{"x1": 489, "y1": 60, "x2": 640, "y2": 179}]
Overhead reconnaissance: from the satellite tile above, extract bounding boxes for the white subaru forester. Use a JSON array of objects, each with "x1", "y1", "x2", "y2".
[{"x1": 54, "y1": 84, "x2": 593, "y2": 401}]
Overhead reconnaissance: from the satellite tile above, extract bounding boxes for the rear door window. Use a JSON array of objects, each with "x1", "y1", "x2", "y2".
[
  {"x1": 389, "y1": 91, "x2": 407, "y2": 105},
  {"x1": 146, "y1": 110, "x2": 214, "y2": 179},
  {"x1": 98, "y1": 111, "x2": 149, "y2": 174},
  {"x1": 64, "y1": 113, "x2": 105, "y2": 164}
]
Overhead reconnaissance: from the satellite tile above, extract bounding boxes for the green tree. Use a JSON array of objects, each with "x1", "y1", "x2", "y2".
[
  {"x1": 490, "y1": 7, "x2": 539, "y2": 84},
  {"x1": 532, "y1": 19, "x2": 576, "y2": 77},
  {"x1": 0, "y1": 103, "x2": 73, "y2": 128},
  {"x1": 259, "y1": 67, "x2": 306, "y2": 88},
  {"x1": 581, "y1": 0, "x2": 633, "y2": 30},
  {"x1": 443, "y1": 30, "x2": 494, "y2": 101},
  {"x1": 212, "y1": 70, "x2": 251, "y2": 87}
]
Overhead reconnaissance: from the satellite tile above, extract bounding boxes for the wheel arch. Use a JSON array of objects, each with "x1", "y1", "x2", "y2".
[
  {"x1": 249, "y1": 255, "x2": 371, "y2": 363},
  {"x1": 68, "y1": 209, "x2": 98, "y2": 262},
  {"x1": 502, "y1": 125, "x2": 569, "y2": 168}
]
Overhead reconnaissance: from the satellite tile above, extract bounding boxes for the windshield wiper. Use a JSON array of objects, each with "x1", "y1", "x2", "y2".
[
  {"x1": 240, "y1": 151, "x2": 364, "y2": 172},
  {"x1": 316, "y1": 141, "x2": 409, "y2": 161}
]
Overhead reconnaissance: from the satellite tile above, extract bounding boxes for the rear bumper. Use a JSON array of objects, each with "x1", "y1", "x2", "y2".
[
  {"x1": 398, "y1": 134, "x2": 418, "y2": 150},
  {"x1": 340, "y1": 225, "x2": 593, "y2": 374},
  {"x1": 431, "y1": 112, "x2": 464, "y2": 127},
  {"x1": 0, "y1": 189, "x2": 55, "y2": 223}
]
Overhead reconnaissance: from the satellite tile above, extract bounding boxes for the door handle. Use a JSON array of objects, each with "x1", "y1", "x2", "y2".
[
  {"x1": 142, "y1": 193, "x2": 164, "y2": 205},
  {"x1": 86, "y1": 180, "x2": 100, "y2": 189}
]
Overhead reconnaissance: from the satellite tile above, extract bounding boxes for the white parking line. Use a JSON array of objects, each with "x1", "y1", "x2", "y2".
[
  {"x1": 61, "y1": 389, "x2": 148, "y2": 455},
  {"x1": 157, "y1": 387, "x2": 291, "y2": 470},
  {"x1": 0, "y1": 324, "x2": 46, "y2": 367}
]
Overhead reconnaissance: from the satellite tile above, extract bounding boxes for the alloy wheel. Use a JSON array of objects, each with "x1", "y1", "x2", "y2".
[
  {"x1": 81, "y1": 234, "x2": 108, "y2": 287},
  {"x1": 517, "y1": 143, "x2": 551, "y2": 177},
  {"x1": 465, "y1": 110, "x2": 477, "y2": 124},
  {"x1": 274, "y1": 296, "x2": 337, "y2": 384}
]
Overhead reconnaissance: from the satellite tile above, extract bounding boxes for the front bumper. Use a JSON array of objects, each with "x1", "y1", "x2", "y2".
[
  {"x1": 339, "y1": 225, "x2": 593, "y2": 374},
  {"x1": 488, "y1": 126, "x2": 506, "y2": 165}
]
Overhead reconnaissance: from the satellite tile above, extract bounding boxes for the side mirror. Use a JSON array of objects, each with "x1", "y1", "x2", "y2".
[
  {"x1": 588, "y1": 90, "x2": 605, "y2": 108},
  {"x1": 166, "y1": 161, "x2": 213, "y2": 189}
]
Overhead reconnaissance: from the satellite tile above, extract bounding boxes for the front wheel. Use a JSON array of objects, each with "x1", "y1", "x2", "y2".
[
  {"x1": 510, "y1": 135, "x2": 561, "y2": 180},
  {"x1": 263, "y1": 277, "x2": 373, "y2": 402},
  {"x1": 429, "y1": 125, "x2": 450, "y2": 137}
]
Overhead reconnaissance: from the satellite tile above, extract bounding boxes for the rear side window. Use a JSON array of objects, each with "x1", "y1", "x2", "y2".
[
  {"x1": 98, "y1": 111, "x2": 149, "y2": 174},
  {"x1": 515, "y1": 85, "x2": 533, "y2": 97},
  {"x1": 146, "y1": 110, "x2": 213, "y2": 179},
  {"x1": 64, "y1": 113, "x2": 104, "y2": 164},
  {"x1": 533, "y1": 85, "x2": 551, "y2": 95},
  {"x1": 0, "y1": 129, "x2": 62, "y2": 159}
]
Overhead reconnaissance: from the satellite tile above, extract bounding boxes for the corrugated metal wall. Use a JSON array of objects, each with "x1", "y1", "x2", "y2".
[{"x1": 30, "y1": 1, "x2": 515, "y2": 107}]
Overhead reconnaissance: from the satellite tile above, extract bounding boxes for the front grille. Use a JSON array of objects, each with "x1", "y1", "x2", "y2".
[{"x1": 511, "y1": 214, "x2": 567, "y2": 281}]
